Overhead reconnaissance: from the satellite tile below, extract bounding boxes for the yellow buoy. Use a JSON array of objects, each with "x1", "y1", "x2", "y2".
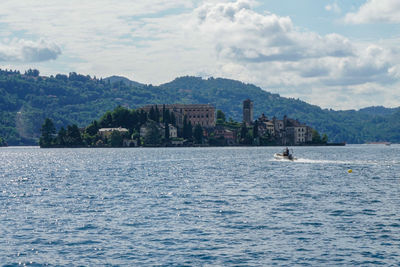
[{"x1": 348, "y1": 169, "x2": 353, "y2": 173}]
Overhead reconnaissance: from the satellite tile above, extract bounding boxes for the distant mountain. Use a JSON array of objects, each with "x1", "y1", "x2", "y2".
[
  {"x1": 103, "y1": 75, "x2": 145, "y2": 88},
  {"x1": 0, "y1": 69, "x2": 399, "y2": 145},
  {"x1": 358, "y1": 106, "x2": 400, "y2": 116}
]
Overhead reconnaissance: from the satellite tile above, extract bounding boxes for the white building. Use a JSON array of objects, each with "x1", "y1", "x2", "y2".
[{"x1": 98, "y1": 127, "x2": 129, "y2": 138}]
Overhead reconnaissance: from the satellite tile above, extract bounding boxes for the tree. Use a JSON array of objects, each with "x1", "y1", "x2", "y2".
[
  {"x1": 144, "y1": 121, "x2": 161, "y2": 146},
  {"x1": 322, "y1": 134, "x2": 328, "y2": 144},
  {"x1": 252, "y1": 120, "x2": 259, "y2": 145},
  {"x1": 194, "y1": 124, "x2": 203, "y2": 144},
  {"x1": 112, "y1": 106, "x2": 133, "y2": 128},
  {"x1": 39, "y1": 118, "x2": 56, "y2": 147},
  {"x1": 0, "y1": 136, "x2": 6, "y2": 146},
  {"x1": 130, "y1": 110, "x2": 139, "y2": 129},
  {"x1": 57, "y1": 127, "x2": 67, "y2": 146},
  {"x1": 85, "y1": 120, "x2": 99, "y2": 136},
  {"x1": 25, "y1": 69, "x2": 40, "y2": 77},
  {"x1": 240, "y1": 122, "x2": 248, "y2": 141},
  {"x1": 253, "y1": 119, "x2": 259, "y2": 138},
  {"x1": 155, "y1": 105, "x2": 160, "y2": 122},
  {"x1": 170, "y1": 112, "x2": 176, "y2": 126},
  {"x1": 183, "y1": 116, "x2": 193, "y2": 140},
  {"x1": 65, "y1": 124, "x2": 83, "y2": 146},
  {"x1": 110, "y1": 131, "x2": 123, "y2": 147},
  {"x1": 312, "y1": 129, "x2": 322, "y2": 144},
  {"x1": 149, "y1": 106, "x2": 156, "y2": 121},
  {"x1": 163, "y1": 108, "x2": 171, "y2": 124},
  {"x1": 99, "y1": 111, "x2": 113, "y2": 128},
  {"x1": 139, "y1": 110, "x2": 147, "y2": 125},
  {"x1": 188, "y1": 121, "x2": 193, "y2": 139},
  {"x1": 216, "y1": 110, "x2": 226, "y2": 124},
  {"x1": 164, "y1": 121, "x2": 170, "y2": 141},
  {"x1": 239, "y1": 122, "x2": 252, "y2": 145}
]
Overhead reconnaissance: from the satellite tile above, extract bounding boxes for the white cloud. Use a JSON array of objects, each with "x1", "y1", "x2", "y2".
[
  {"x1": 0, "y1": 0, "x2": 398, "y2": 109},
  {"x1": 194, "y1": 1, "x2": 354, "y2": 63},
  {"x1": 0, "y1": 0, "x2": 194, "y2": 62},
  {"x1": 188, "y1": 0, "x2": 400, "y2": 108},
  {"x1": 325, "y1": 2, "x2": 341, "y2": 14},
  {"x1": 345, "y1": 0, "x2": 400, "y2": 24},
  {"x1": 0, "y1": 39, "x2": 61, "y2": 62}
]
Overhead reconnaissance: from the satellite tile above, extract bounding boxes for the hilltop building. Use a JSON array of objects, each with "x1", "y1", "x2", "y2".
[{"x1": 139, "y1": 104, "x2": 215, "y2": 128}]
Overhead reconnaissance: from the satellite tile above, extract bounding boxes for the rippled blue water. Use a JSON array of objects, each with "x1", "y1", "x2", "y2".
[{"x1": 1, "y1": 145, "x2": 400, "y2": 266}]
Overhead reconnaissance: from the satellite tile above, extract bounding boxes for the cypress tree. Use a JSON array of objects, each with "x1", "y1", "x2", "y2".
[
  {"x1": 39, "y1": 118, "x2": 56, "y2": 148},
  {"x1": 164, "y1": 121, "x2": 170, "y2": 140},
  {"x1": 170, "y1": 112, "x2": 176, "y2": 126},
  {"x1": 149, "y1": 106, "x2": 155, "y2": 121},
  {"x1": 253, "y1": 119, "x2": 259, "y2": 138},
  {"x1": 66, "y1": 124, "x2": 83, "y2": 146},
  {"x1": 194, "y1": 124, "x2": 203, "y2": 144},
  {"x1": 57, "y1": 127, "x2": 67, "y2": 146},
  {"x1": 162, "y1": 104, "x2": 166, "y2": 122},
  {"x1": 155, "y1": 105, "x2": 160, "y2": 122}
]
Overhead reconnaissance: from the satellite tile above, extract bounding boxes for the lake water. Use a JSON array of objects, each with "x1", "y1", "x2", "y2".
[{"x1": 1, "y1": 145, "x2": 400, "y2": 266}]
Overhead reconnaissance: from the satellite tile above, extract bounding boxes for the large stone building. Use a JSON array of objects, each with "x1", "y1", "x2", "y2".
[
  {"x1": 257, "y1": 114, "x2": 313, "y2": 145},
  {"x1": 139, "y1": 104, "x2": 215, "y2": 128},
  {"x1": 282, "y1": 116, "x2": 313, "y2": 145},
  {"x1": 243, "y1": 99, "x2": 253, "y2": 125}
]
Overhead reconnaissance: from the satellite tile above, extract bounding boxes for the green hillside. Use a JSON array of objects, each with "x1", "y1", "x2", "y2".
[{"x1": 0, "y1": 69, "x2": 398, "y2": 145}]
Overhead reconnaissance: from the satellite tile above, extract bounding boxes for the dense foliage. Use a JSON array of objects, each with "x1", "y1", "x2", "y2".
[
  {"x1": 1, "y1": 69, "x2": 399, "y2": 145},
  {"x1": 41, "y1": 106, "x2": 326, "y2": 148},
  {"x1": 0, "y1": 136, "x2": 6, "y2": 146}
]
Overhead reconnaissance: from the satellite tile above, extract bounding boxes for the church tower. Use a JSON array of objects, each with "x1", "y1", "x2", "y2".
[{"x1": 243, "y1": 99, "x2": 253, "y2": 125}]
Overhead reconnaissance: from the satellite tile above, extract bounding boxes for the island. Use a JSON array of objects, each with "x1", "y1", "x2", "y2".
[{"x1": 39, "y1": 99, "x2": 332, "y2": 148}]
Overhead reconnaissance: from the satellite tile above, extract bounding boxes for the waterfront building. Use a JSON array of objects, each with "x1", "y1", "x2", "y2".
[
  {"x1": 123, "y1": 139, "x2": 138, "y2": 147},
  {"x1": 282, "y1": 117, "x2": 313, "y2": 145},
  {"x1": 214, "y1": 125, "x2": 237, "y2": 145},
  {"x1": 256, "y1": 114, "x2": 314, "y2": 145},
  {"x1": 258, "y1": 114, "x2": 275, "y2": 136}
]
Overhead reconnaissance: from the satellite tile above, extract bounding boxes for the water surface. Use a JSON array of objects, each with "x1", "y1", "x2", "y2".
[{"x1": 1, "y1": 145, "x2": 399, "y2": 266}]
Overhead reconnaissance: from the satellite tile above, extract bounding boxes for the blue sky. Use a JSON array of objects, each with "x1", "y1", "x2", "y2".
[{"x1": 0, "y1": 0, "x2": 399, "y2": 110}]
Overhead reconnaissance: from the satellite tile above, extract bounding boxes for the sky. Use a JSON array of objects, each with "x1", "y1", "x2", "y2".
[{"x1": 1, "y1": 0, "x2": 400, "y2": 110}]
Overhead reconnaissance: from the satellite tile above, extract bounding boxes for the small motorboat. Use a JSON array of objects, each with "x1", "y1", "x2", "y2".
[{"x1": 274, "y1": 148, "x2": 296, "y2": 161}]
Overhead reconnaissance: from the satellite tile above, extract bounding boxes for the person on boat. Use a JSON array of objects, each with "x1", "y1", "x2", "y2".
[{"x1": 283, "y1": 147, "x2": 289, "y2": 156}]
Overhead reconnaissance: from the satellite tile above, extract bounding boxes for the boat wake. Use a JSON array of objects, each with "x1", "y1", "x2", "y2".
[
  {"x1": 272, "y1": 157, "x2": 378, "y2": 165},
  {"x1": 294, "y1": 158, "x2": 353, "y2": 164}
]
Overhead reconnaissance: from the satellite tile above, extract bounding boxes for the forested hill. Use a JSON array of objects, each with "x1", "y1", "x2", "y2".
[{"x1": 0, "y1": 69, "x2": 399, "y2": 145}]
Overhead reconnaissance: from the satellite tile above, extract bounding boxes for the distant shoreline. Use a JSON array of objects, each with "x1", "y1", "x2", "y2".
[{"x1": 4, "y1": 143, "x2": 347, "y2": 149}]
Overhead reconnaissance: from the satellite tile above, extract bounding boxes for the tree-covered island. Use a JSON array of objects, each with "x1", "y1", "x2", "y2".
[
  {"x1": 1, "y1": 69, "x2": 399, "y2": 145},
  {"x1": 39, "y1": 101, "x2": 329, "y2": 148}
]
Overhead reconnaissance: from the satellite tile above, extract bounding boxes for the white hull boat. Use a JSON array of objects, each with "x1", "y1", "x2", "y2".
[{"x1": 274, "y1": 153, "x2": 296, "y2": 161}]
